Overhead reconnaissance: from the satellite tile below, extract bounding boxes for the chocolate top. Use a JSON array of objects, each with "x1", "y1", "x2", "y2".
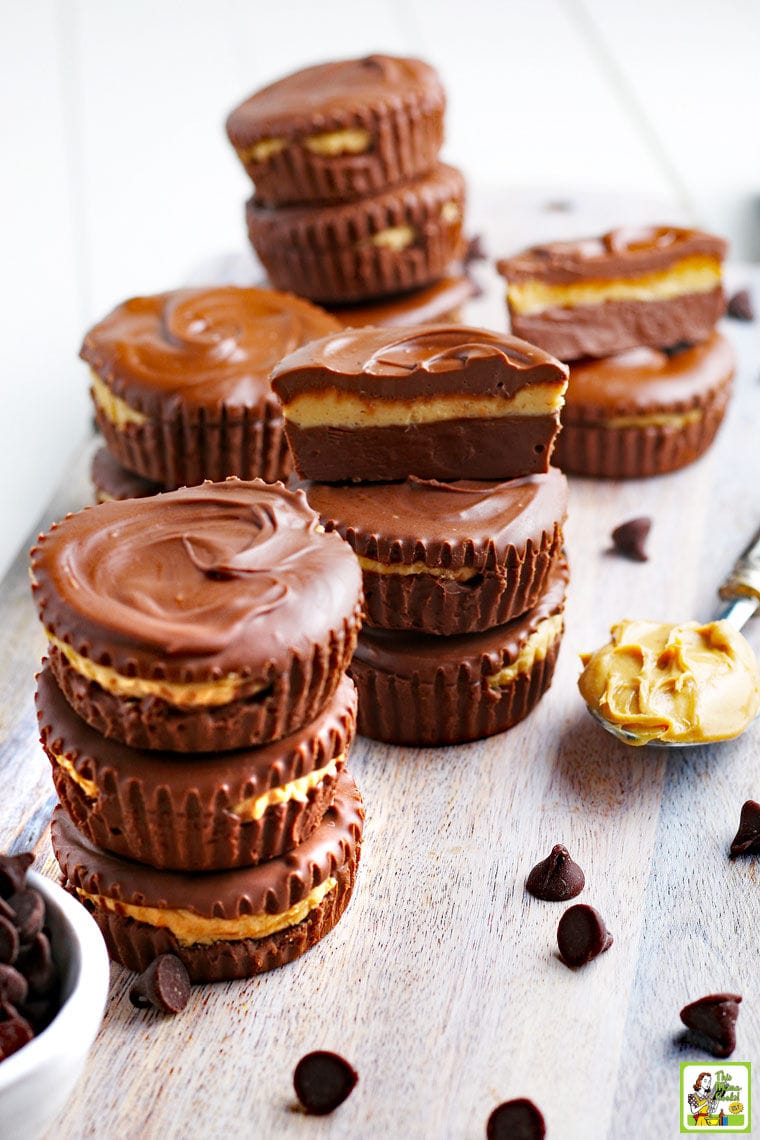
[
  {"x1": 326, "y1": 274, "x2": 476, "y2": 329},
  {"x1": 299, "y1": 469, "x2": 567, "y2": 570},
  {"x1": 271, "y1": 324, "x2": 568, "y2": 401},
  {"x1": 226, "y1": 55, "x2": 444, "y2": 146},
  {"x1": 497, "y1": 225, "x2": 727, "y2": 284},
  {"x1": 37, "y1": 665, "x2": 357, "y2": 801},
  {"x1": 565, "y1": 333, "x2": 734, "y2": 416},
  {"x1": 51, "y1": 769, "x2": 363, "y2": 918},
  {"x1": 30, "y1": 480, "x2": 363, "y2": 683},
  {"x1": 91, "y1": 447, "x2": 163, "y2": 502},
  {"x1": 353, "y1": 558, "x2": 568, "y2": 680},
  {"x1": 80, "y1": 287, "x2": 340, "y2": 418}
]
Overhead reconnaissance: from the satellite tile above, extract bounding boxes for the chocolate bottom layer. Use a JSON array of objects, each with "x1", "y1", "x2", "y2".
[
  {"x1": 47, "y1": 605, "x2": 362, "y2": 752},
  {"x1": 91, "y1": 446, "x2": 165, "y2": 502},
  {"x1": 286, "y1": 414, "x2": 560, "y2": 483},
  {"x1": 509, "y1": 288, "x2": 725, "y2": 361},
  {"x1": 555, "y1": 381, "x2": 731, "y2": 478}
]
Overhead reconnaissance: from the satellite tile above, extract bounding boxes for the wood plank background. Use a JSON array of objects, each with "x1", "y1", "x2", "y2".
[{"x1": 1, "y1": 244, "x2": 758, "y2": 1137}]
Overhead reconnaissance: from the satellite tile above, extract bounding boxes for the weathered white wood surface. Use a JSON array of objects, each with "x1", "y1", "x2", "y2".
[{"x1": 0, "y1": 246, "x2": 758, "y2": 1137}]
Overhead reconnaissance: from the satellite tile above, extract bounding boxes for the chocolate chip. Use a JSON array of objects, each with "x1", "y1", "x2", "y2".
[
  {"x1": 0, "y1": 1014, "x2": 34, "y2": 1060},
  {"x1": 17, "y1": 933, "x2": 58, "y2": 998},
  {"x1": 730, "y1": 800, "x2": 760, "y2": 855},
  {"x1": 18, "y1": 996, "x2": 58, "y2": 1035},
  {"x1": 0, "y1": 964, "x2": 29, "y2": 1007},
  {"x1": 464, "y1": 233, "x2": 487, "y2": 264},
  {"x1": 8, "y1": 890, "x2": 45, "y2": 945},
  {"x1": 129, "y1": 954, "x2": 190, "y2": 1014},
  {"x1": 293, "y1": 1051, "x2": 358, "y2": 1115},
  {"x1": 557, "y1": 904, "x2": 613, "y2": 967},
  {"x1": 611, "y1": 516, "x2": 651, "y2": 562},
  {"x1": 487, "y1": 1098, "x2": 546, "y2": 1140},
  {"x1": 526, "y1": 844, "x2": 585, "y2": 902},
  {"x1": 727, "y1": 289, "x2": 754, "y2": 321},
  {"x1": 0, "y1": 854, "x2": 33, "y2": 900},
  {"x1": 0, "y1": 916, "x2": 19, "y2": 965},
  {"x1": 680, "y1": 993, "x2": 741, "y2": 1057}
]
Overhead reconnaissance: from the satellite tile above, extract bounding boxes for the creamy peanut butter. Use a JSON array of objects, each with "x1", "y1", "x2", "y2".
[
  {"x1": 507, "y1": 256, "x2": 722, "y2": 317},
  {"x1": 283, "y1": 382, "x2": 567, "y2": 429},
  {"x1": 231, "y1": 755, "x2": 343, "y2": 821},
  {"x1": 487, "y1": 612, "x2": 564, "y2": 689},
  {"x1": 602, "y1": 409, "x2": 703, "y2": 430},
  {"x1": 370, "y1": 225, "x2": 416, "y2": 252},
  {"x1": 47, "y1": 631, "x2": 264, "y2": 708},
  {"x1": 77, "y1": 877, "x2": 337, "y2": 946},
  {"x1": 90, "y1": 371, "x2": 148, "y2": 428},
  {"x1": 578, "y1": 618, "x2": 760, "y2": 745},
  {"x1": 357, "y1": 555, "x2": 480, "y2": 582},
  {"x1": 304, "y1": 127, "x2": 371, "y2": 156},
  {"x1": 238, "y1": 137, "x2": 287, "y2": 163}
]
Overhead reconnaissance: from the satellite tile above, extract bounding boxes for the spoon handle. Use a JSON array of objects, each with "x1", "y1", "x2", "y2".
[{"x1": 716, "y1": 522, "x2": 760, "y2": 628}]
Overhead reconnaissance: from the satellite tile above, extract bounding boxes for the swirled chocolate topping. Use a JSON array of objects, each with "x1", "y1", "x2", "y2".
[
  {"x1": 226, "y1": 55, "x2": 444, "y2": 144},
  {"x1": 566, "y1": 333, "x2": 734, "y2": 414},
  {"x1": 80, "y1": 286, "x2": 340, "y2": 417},
  {"x1": 51, "y1": 769, "x2": 364, "y2": 918},
  {"x1": 299, "y1": 469, "x2": 567, "y2": 569},
  {"x1": 497, "y1": 226, "x2": 727, "y2": 284},
  {"x1": 30, "y1": 480, "x2": 363, "y2": 681}
]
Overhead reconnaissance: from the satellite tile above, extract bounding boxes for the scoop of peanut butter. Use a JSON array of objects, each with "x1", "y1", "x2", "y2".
[{"x1": 579, "y1": 619, "x2": 760, "y2": 745}]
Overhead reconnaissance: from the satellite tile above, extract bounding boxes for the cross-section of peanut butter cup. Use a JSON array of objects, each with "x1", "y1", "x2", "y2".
[
  {"x1": 349, "y1": 558, "x2": 569, "y2": 745},
  {"x1": 81, "y1": 286, "x2": 340, "y2": 488},
  {"x1": 30, "y1": 480, "x2": 363, "y2": 752},
  {"x1": 271, "y1": 324, "x2": 568, "y2": 483},
  {"x1": 300, "y1": 469, "x2": 567, "y2": 635},
  {"x1": 245, "y1": 163, "x2": 465, "y2": 304},
  {"x1": 51, "y1": 769, "x2": 364, "y2": 983},
  {"x1": 226, "y1": 54, "x2": 445, "y2": 205},
  {"x1": 37, "y1": 665, "x2": 357, "y2": 871}
]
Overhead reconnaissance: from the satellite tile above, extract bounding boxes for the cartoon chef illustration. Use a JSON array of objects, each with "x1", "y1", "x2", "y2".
[{"x1": 687, "y1": 1071, "x2": 722, "y2": 1127}]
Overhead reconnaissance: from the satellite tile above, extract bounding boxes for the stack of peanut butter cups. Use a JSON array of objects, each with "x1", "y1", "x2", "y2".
[
  {"x1": 271, "y1": 322, "x2": 572, "y2": 747},
  {"x1": 227, "y1": 54, "x2": 470, "y2": 321},
  {"x1": 497, "y1": 226, "x2": 734, "y2": 478},
  {"x1": 31, "y1": 480, "x2": 366, "y2": 984}
]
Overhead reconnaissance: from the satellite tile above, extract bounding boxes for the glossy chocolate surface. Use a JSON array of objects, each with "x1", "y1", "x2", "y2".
[
  {"x1": 81, "y1": 286, "x2": 340, "y2": 418},
  {"x1": 497, "y1": 226, "x2": 727, "y2": 284},
  {"x1": 299, "y1": 469, "x2": 567, "y2": 569},
  {"x1": 30, "y1": 480, "x2": 363, "y2": 683},
  {"x1": 51, "y1": 770, "x2": 364, "y2": 918},
  {"x1": 326, "y1": 274, "x2": 476, "y2": 328}
]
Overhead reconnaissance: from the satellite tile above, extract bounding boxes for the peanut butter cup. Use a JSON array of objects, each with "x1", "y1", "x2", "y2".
[
  {"x1": 30, "y1": 481, "x2": 363, "y2": 752},
  {"x1": 226, "y1": 54, "x2": 445, "y2": 206},
  {"x1": 246, "y1": 163, "x2": 465, "y2": 305},
  {"x1": 554, "y1": 333, "x2": 734, "y2": 478},
  {"x1": 349, "y1": 558, "x2": 568, "y2": 745},
  {"x1": 325, "y1": 273, "x2": 476, "y2": 329},
  {"x1": 497, "y1": 226, "x2": 727, "y2": 361},
  {"x1": 51, "y1": 770, "x2": 364, "y2": 983},
  {"x1": 81, "y1": 286, "x2": 340, "y2": 488},
  {"x1": 91, "y1": 446, "x2": 164, "y2": 503},
  {"x1": 271, "y1": 324, "x2": 568, "y2": 483},
  {"x1": 300, "y1": 469, "x2": 567, "y2": 635},
  {"x1": 37, "y1": 665, "x2": 357, "y2": 870}
]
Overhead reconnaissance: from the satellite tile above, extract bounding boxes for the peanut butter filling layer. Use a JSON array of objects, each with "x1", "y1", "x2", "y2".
[
  {"x1": 507, "y1": 256, "x2": 722, "y2": 316},
  {"x1": 283, "y1": 383, "x2": 566, "y2": 429},
  {"x1": 591, "y1": 409, "x2": 704, "y2": 430},
  {"x1": 357, "y1": 555, "x2": 480, "y2": 581},
  {"x1": 77, "y1": 877, "x2": 337, "y2": 946},
  {"x1": 90, "y1": 371, "x2": 147, "y2": 428},
  {"x1": 487, "y1": 612, "x2": 564, "y2": 689},
  {"x1": 47, "y1": 632, "x2": 263, "y2": 708},
  {"x1": 579, "y1": 618, "x2": 760, "y2": 745},
  {"x1": 231, "y1": 755, "x2": 343, "y2": 821}
]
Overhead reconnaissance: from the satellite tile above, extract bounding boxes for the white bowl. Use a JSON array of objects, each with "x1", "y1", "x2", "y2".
[{"x1": 0, "y1": 869, "x2": 110, "y2": 1140}]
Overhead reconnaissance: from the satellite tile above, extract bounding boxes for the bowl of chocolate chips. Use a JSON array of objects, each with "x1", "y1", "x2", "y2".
[{"x1": 0, "y1": 853, "x2": 109, "y2": 1140}]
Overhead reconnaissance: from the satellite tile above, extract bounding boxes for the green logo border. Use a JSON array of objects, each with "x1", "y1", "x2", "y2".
[{"x1": 680, "y1": 1061, "x2": 751, "y2": 1133}]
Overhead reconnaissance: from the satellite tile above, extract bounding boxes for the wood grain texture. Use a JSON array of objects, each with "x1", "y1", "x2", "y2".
[{"x1": 1, "y1": 250, "x2": 758, "y2": 1140}]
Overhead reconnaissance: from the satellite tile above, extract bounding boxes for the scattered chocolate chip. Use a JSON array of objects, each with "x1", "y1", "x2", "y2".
[
  {"x1": 0, "y1": 854, "x2": 33, "y2": 900},
  {"x1": 0, "y1": 1014, "x2": 34, "y2": 1060},
  {"x1": 662, "y1": 340, "x2": 692, "y2": 357},
  {"x1": 0, "y1": 898, "x2": 14, "y2": 922},
  {"x1": 8, "y1": 890, "x2": 45, "y2": 944},
  {"x1": 487, "y1": 1098, "x2": 546, "y2": 1140},
  {"x1": 0, "y1": 964, "x2": 29, "y2": 1007},
  {"x1": 557, "y1": 903, "x2": 613, "y2": 967},
  {"x1": 730, "y1": 800, "x2": 760, "y2": 855},
  {"x1": 18, "y1": 933, "x2": 58, "y2": 998},
  {"x1": 129, "y1": 954, "x2": 191, "y2": 1014},
  {"x1": 464, "y1": 233, "x2": 488, "y2": 264},
  {"x1": 293, "y1": 1051, "x2": 358, "y2": 1116},
  {"x1": 611, "y1": 516, "x2": 651, "y2": 562},
  {"x1": 680, "y1": 993, "x2": 741, "y2": 1057},
  {"x1": 526, "y1": 844, "x2": 585, "y2": 901},
  {"x1": 0, "y1": 916, "x2": 19, "y2": 965},
  {"x1": 727, "y1": 289, "x2": 754, "y2": 321}
]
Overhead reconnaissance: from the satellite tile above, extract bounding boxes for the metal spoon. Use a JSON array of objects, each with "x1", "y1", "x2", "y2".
[{"x1": 586, "y1": 524, "x2": 760, "y2": 747}]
